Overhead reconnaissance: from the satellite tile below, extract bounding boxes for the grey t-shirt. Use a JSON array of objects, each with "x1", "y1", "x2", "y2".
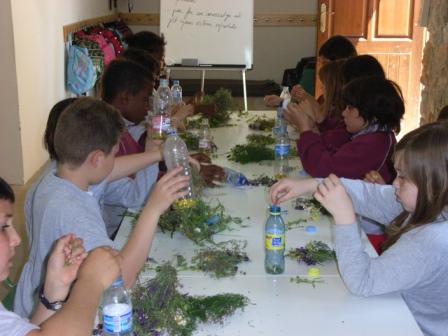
[
  {"x1": 0, "y1": 303, "x2": 38, "y2": 335},
  {"x1": 335, "y1": 178, "x2": 448, "y2": 336},
  {"x1": 14, "y1": 172, "x2": 114, "y2": 318}
]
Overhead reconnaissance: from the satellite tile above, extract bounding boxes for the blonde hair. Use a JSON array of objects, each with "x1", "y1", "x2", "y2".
[
  {"x1": 318, "y1": 60, "x2": 345, "y2": 120},
  {"x1": 383, "y1": 122, "x2": 448, "y2": 249}
]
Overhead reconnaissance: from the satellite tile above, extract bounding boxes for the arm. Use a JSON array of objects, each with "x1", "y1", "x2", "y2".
[
  {"x1": 28, "y1": 247, "x2": 121, "y2": 336},
  {"x1": 108, "y1": 149, "x2": 162, "y2": 182},
  {"x1": 270, "y1": 177, "x2": 319, "y2": 205},
  {"x1": 314, "y1": 175, "x2": 430, "y2": 296},
  {"x1": 119, "y1": 167, "x2": 190, "y2": 287}
]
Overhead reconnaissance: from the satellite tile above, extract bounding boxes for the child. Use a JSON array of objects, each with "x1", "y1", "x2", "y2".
[
  {"x1": 0, "y1": 177, "x2": 121, "y2": 335},
  {"x1": 14, "y1": 97, "x2": 189, "y2": 317},
  {"x1": 264, "y1": 35, "x2": 357, "y2": 107},
  {"x1": 40, "y1": 97, "x2": 163, "y2": 237},
  {"x1": 287, "y1": 76, "x2": 403, "y2": 183},
  {"x1": 270, "y1": 122, "x2": 448, "y2": 336},
  {"x1": 286, "y1": 60, "x2": 350, "y2": 150}
]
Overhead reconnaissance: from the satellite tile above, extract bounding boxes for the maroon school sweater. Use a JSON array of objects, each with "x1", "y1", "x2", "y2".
[
  {"x1": 318, "y1": 117, "x2": 351, "y2": 150},
  {"x1": 297, "y1": 130, "x2": 396, "y2": 183}
]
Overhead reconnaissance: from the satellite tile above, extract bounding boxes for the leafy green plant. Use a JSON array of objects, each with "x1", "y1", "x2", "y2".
[
  {"x1": 286, "y1": 241, "x2": 336, "y2": 265},
  {"x1": 201, "y1": 88, "x2": 238, "y2": 128},
  {"x1": 133, "y1": 263, "x2": 248, "y2": 336},
  {"x1": 227, "y1": 143, "x2": 275, "y2": 164},
  {"x1": 246, "y1": 134, "x2": 275, "y2": 146}
]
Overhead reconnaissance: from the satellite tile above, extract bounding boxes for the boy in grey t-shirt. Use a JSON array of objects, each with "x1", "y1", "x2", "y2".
[{"x1": 15, "y1": 98, "x2": 189, "y2": 317}]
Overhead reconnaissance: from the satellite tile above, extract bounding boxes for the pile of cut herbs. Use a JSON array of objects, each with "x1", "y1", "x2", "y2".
[
  {"x1": 159, "y1": 199, "x2": 243, "y2": 244},
  {"x1": 133, "y1": 263, "x2": 248, "y2": 336},
  {"x1": 294, "y1": 197, "x2": 330, "y2": 219},
  {"x1": 247, "y1": 174, "x2": 278, "y2": 187},
  {"x1": 286, "y1": 240, "x2": 336, "y2": 266},
  {"x1": 200, "y1": 88, "x2": 238, "y2": 128},
  {"x1": 248, "y1": 117, "x2": 275, "y2": 131},
  {"x1": 227, "y1": 143, "x2": 275, "y2": 164},
  {"x1": 179, "y1": 132, "x2": 199, "y2": 151},
  {"x1": 246, "y1": 133, "x2": 275, "y2": 146},
  {"x1": 189, "y1": 240, "x2": 249, "y2": 278}
]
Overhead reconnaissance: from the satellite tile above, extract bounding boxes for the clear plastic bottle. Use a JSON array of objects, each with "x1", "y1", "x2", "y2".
[
  {"x1": 198, "y1": 119, "x2": 212, "y2": 155},
  {"x1": 163, "y1": 128, "x2": 195, "y2": 203},
  {"x1": 223, "y1": 167, "x2": 248, "y2": 186},
  {"x1": 265, "y1": 205, "x2": 285, "y2": 274},
  {"x1": 151, "y1": 78, "x2": 172, "y2": 140},
  {"x1": 280, "y1": 86, "x2": 291, "y2": 109},
  {"x1": 101, "y1": 276, "x2": 133, "y2": 336},
  {"x1": 274, "y1": 130, "x2": 290, "y2": 180},
  {"x1": 171, "y1": 80, "x2": 183, "y2": 106}
]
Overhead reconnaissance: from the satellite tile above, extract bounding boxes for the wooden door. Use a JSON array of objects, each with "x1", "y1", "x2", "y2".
[{"x1": 316, "y1": 0, "x2": 425, "y2": 136}]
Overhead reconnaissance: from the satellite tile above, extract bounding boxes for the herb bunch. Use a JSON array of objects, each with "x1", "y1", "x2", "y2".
[
  {"x1": 190, "y1": 240, "x2": 250, "y2": 278},
  {"x1": 179, "y1": 132, "x2": 199, "y2": 151},
  {"x1": 248, "y1": 117, "x2": 275, "y2": 131},
  {"x1": 286, "y1": 241, "x2": 336, "y2": 266},
  {"x1": 247, "y1": 174, "x2": 278, "y2": 187},
  {"x1": 227, "y1": 143, "x2": 274, "y2": 164},
  {"x1": 246, "y1": 134, "x2": 275, "y2": 146},
  {"x1": 290, "y1": 276, "x2": 325, "y2": 288},
  {"x1": 133, "y1": 263, "x2": 248, "y2": 336},
  {"x1": 159, "y1": 199, "x2": 242, "y2": 244},
  {"x1": 201, "y1": 88, "x2": 238, "y2": 128}
]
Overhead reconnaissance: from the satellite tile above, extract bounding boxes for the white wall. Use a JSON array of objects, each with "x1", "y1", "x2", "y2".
[
  {"x1": 1, "y1": 0, "x2": 115, "y2": 184},
  {"x1": 117, "y1": 0, "x2": 317, "y2": 82}
]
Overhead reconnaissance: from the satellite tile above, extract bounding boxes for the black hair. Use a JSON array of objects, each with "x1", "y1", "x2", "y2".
[
  {"x1": 125, "y1": 31, "x2": 166, "y2": 56},
  {"x1": 54, "y1": 97, "x2": 124, "y2": 166},
  {"x1": 44, "y1": 98, "x2": 78, "y2": 160},
  {"x1": 101, "y1": 59, "x2": 152, "y2": 103},
  {"x1": 318, "y1": 35, "x2": 357, "y2": 61},
  {"x1": 437, "y1": 105, "x2": 448, "y2": 121},
  {"x1": 343, "y1": 77, "x2": 404, "y2": 133},
  {"x1": 0, "y1": 177, "x2": 14, "y2": 203},
  {"x1": 341, "y1": 55, "x2": 386, "y2": 84},
  {"x1": 120, "y1": 48, "x2": 160, "y2": 80}
]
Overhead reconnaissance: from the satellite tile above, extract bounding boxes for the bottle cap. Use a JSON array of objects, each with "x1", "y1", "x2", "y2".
[
  {"x1": 160, "y1": 79, "x2": 169, "y2": 87},
  {"x1": 307, "y1": 267, "x2": 320, "y2": 277},
  {"x1": 173, "y1": 80, "x2": 180, "y2": 85},
  {"x1": 269, "y1": 205, "x2": 281, "y2": 214},
  {"x1": 111, "y1": 275, "x2": 124, "y2": 287},
  {"x1": 166, "y1": 127, "x2": 177, "y2": 136},
  {"x1": 305, "y1": 225, "x2": 317, "y2": 234}
]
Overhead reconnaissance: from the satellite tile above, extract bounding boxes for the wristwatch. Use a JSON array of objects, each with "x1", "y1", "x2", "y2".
[{"x1": 39, "y1": 286, "x2": 65, "y2": 311}]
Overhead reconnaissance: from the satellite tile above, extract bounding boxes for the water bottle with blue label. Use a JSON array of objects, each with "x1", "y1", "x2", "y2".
[
  {"x1": 265, "y1": 205, "x2": 285, "y2": 274},
  {"x1": 101, "y1": 276, "x2": 133, "y2": 336},
  {"x1": 171, "y1": 80, "x2": 183, "y2": 106},
  {"x1": 274, "y1": 130, "x2": 290, "y2": 180},
  {"x1": 223, "y1": 168, "x2": 248, "y2": 187}
]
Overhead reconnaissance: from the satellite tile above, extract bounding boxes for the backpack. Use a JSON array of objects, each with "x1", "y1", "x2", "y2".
[{"x1": 66, "y1": 44, "x2": 97, "y2": 95}]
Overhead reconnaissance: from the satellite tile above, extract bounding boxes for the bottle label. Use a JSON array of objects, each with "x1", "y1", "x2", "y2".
[
  {"x1": 199, "y1": 138, "x2": 211, "y2": 150},
  {"x1": 275, "y1": 144, "x2": 290, "y2": 156},
  {"x1": 151, "y1": 115, "x2": 171, "y2": 132},
  {"x1": 265, "y1": 232, "x2": 285, "y2": 251},
  {"x1": 103, "y1": 303, "x2": 132, "y2": 333}
]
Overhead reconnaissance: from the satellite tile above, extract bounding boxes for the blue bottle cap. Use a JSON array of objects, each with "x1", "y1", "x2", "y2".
[
  {"x1": 111, "y1": 275, "x2": 124, "y2": 287},
  {"x1": 305, "y1": 225, "x2": 317, "y2": 234},
  {"x1": 173, "y1": 80, "x2": 180, "y2": 85},
  {"x1": 269, "y1": 205, "x2": 281, "y2": 214},
  {"x1": 206, "y1": 214, "x2": 220, "y2": 225}
]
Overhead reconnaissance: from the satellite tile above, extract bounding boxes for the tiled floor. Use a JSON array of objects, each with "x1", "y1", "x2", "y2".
[{"x1": 0, "y1": 96, "x2": 271, "y2": 302}]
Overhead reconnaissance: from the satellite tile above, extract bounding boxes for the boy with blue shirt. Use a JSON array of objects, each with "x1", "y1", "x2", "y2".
[{"x1": 14, "y1": 97, "x2": 189, "y2": 317}]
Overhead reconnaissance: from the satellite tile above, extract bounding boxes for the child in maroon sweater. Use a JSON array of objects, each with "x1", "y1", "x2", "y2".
[{"x1": 290, "y1": 76, "x2": 404, "y2": 183}]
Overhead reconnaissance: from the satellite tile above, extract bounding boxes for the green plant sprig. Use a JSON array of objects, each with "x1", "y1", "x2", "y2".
[
  {"x1": 248, "y1": 117, "x2": 276, "y2": 131},
  {"x1": 289, "y1": 276, "x2": 325, "y2": 288},
  {"x1": 286, "y1": 241, "x2": 336, "y2": 266},
  {"x1": 133, "y1": 263, "x2": 248, "y2": 336},
  {"x1": 201, "y1": 88, "x2": 238, "y2": 128},
  {"x1": 190, "y1": 240, "x2": 250, "y2": 278},
  {"x1": 159, "y1": 199, "x2": 243, "y2": 244},
  {"x1": 246, "y1": 134, "x2": 275, "y2": 146},
  {"x1": 227, "y1": 143, "x2": 275, "y2": 164}
]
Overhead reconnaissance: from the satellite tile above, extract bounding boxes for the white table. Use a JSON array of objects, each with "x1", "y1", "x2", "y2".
[{"x1": 114, "y1": 111, "x2": 423, "y2": 335}]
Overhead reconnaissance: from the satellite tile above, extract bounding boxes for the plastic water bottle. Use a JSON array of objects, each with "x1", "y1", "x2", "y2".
[
  {"x1": 171, "y1": 80, "x2": 183, "y2": 106},
  {"x1": 223, "y1": 168, "x2": 248, "y2": 186},
  {"x1": 198, "y1": 119, "x2": 212, "y2": 155},
  {"x1": 101, "y1": 276, "x2": 132, "y2": 336},
  {"x1": 265, "y1": 205, "x2": 285, "y2": 274},
  {"x1": 280, "y1": 86, "x2": 291, "y2": 109},
  {"x1": 163, "y1": 128, "x2": 194, "y2": 202},
  {"x1": 151, "y1": 79, "x2": 172, "y2": 140},
  {"x1": 274, "y1": 130, "x2": 290, "y2": 179}
]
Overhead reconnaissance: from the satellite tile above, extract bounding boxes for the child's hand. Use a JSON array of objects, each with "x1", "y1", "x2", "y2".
[
  {"x1": 78, "y1": 246, "x2": 121, "y2": 291},
  {"x1": 364, "y1": 170, "x2": 386, "y2": 185},
  {"x1": 284, "y1": 102, "x2": 316, "y2": 133},
  {"x1": 188, "y1": 156, "x2": 201, "y2": 171},
  {"x1": 291, "y1": 85, "x2": 311, "y2": 102},
  {"x1": 313, "y1": 174, "x2": 356, "y2": 225},
  {"x1": 264, "y1": 95, "x2": 282, "y2": 107},
  {"x1": 43, "y1": 234, "x2": 88, "y2": 302},
  {"x1": 270, "y1": 178, "x2": 318, "y2": 204},
  {"x1": 146, "y1": 166, "x2": 190, "y2": 215}
]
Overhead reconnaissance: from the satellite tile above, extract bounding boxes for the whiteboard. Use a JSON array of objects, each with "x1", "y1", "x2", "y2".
[{"x1": 160, "y1": 0, "x2": 253, "y2": 68}]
